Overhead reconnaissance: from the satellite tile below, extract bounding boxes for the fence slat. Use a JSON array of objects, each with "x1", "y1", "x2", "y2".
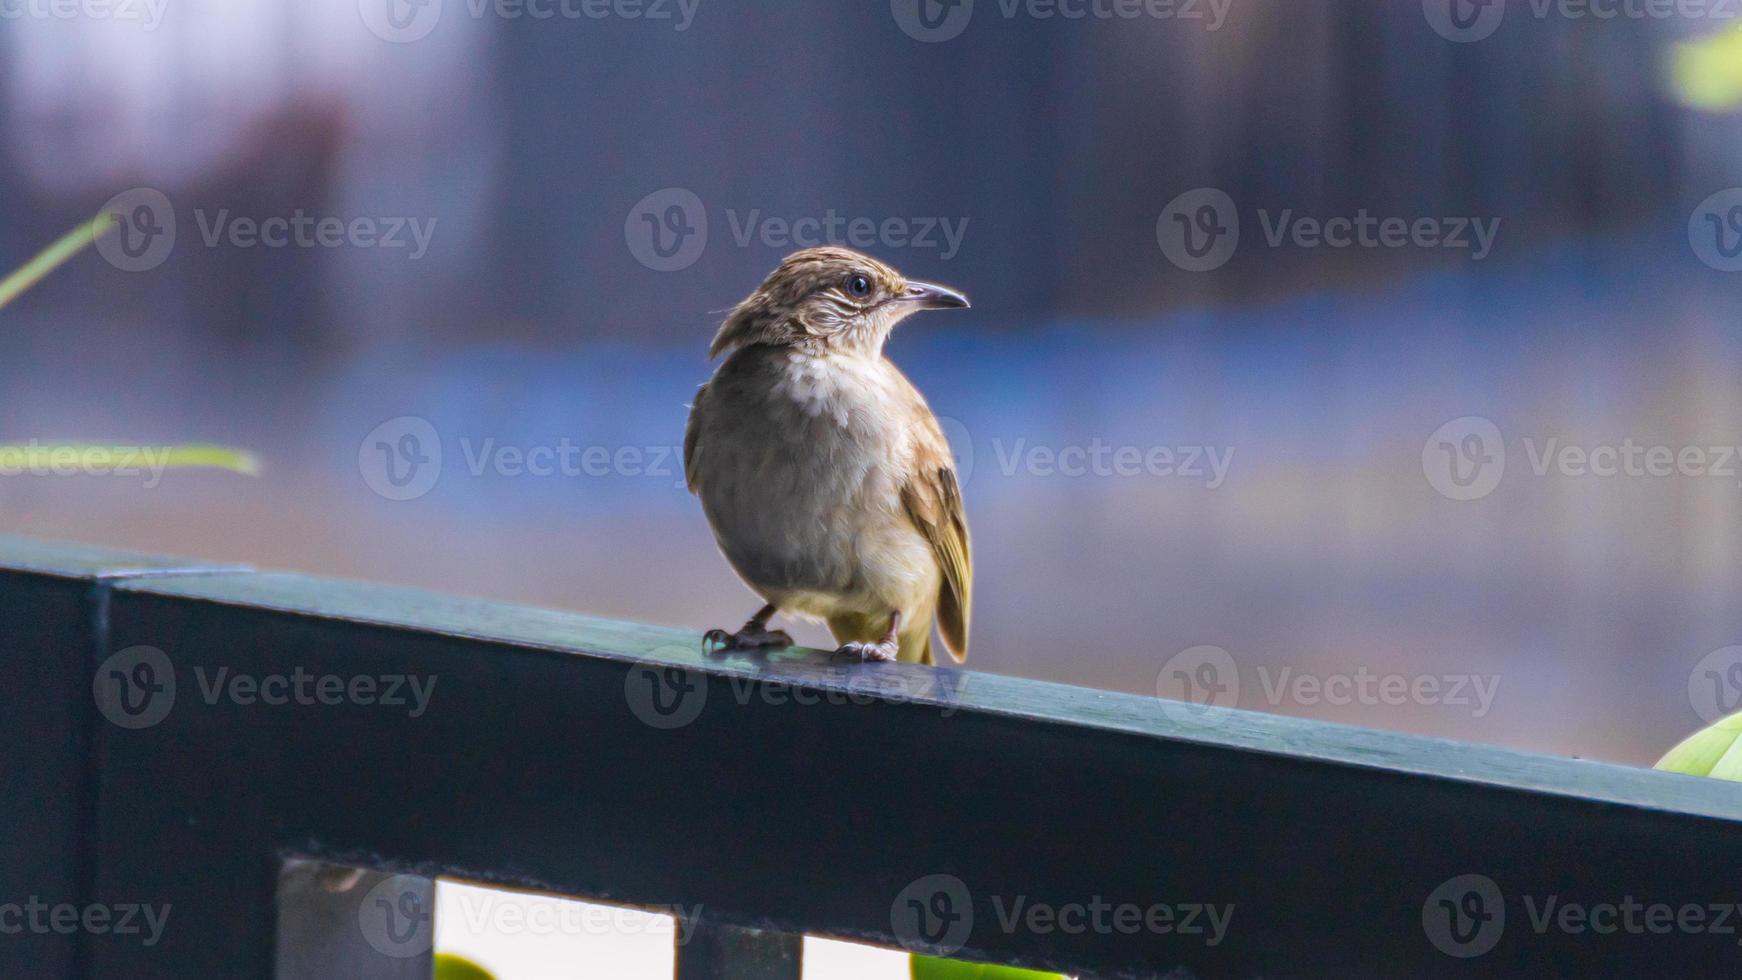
[
  {"x1": 675, "y1": 919, "x2": 802, "y2": 980},
  {"x1": 274, "y1": 862, "x2": 434, "y2": 980}
]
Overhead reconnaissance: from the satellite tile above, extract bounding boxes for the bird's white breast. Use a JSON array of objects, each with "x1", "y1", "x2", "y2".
[{"x1": 691, "y1": 346, "x2": 939, "y2": 619}]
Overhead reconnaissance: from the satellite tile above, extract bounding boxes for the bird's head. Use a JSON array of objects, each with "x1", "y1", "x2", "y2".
[{"x1": 709, "y1": 247, "x2": 969, "y2": 359}]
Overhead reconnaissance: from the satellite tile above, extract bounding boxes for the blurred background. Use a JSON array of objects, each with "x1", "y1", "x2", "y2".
[{"x1": 7, "y1": 3, "x2": 1742, "y2": 969}]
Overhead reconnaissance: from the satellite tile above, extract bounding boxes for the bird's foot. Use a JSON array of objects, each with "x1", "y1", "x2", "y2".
[
  {"x1": 833, "y1": 640, "x2": 898, "y2": 663},
  {"x1": 703, "y1": 624, "x2": 793, "y2": 653}
]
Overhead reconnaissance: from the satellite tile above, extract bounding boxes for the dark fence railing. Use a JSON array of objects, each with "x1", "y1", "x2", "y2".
[{"x1": 6, "y1": 535, "x2": 1742, "y2": 978}]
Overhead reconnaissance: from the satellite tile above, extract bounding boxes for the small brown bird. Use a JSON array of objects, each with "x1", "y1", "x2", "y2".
[{"x1": 684, "y1": 247, "x2": 972, "y2": 663}]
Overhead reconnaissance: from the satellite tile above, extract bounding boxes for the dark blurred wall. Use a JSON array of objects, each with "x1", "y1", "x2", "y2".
[{"x1": 0, "y1": 0, "x2": 1693, "y2": 350}]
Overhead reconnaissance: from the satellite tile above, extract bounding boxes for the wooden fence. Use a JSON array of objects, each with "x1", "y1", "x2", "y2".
[{"x1": 5, "y1": 535, "x2": 1742, "y2": 978}]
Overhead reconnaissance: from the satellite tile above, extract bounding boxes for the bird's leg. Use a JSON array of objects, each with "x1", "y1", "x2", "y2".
[
  {"x1": 703, "y1": 603, "x2": 792, "y2": 652},
  {"x1": 834, "y1": 612, "x2": 901, "y2": 663}
]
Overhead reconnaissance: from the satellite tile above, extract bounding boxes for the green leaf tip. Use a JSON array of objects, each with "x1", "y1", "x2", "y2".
[
  {"x1": 434, "y1": 953, "x2": 498, "y2": 980},
  {"x1": 156, "y1": 445, "x2": 263, "y2": 477},
  {"x1": 911, "y1": 953, "x2": 1067, "y2": 980}
]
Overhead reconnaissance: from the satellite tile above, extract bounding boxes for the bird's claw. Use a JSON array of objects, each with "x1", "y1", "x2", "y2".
[
  {"x1": 833, "y1": 641, "x2": 898, "y2": 663},
  {"x1": 703, "y1": 625, "x2": 792, "y2": 653}
]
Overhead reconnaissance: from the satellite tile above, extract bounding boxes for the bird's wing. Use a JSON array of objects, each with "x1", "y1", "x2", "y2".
[
  {"x1": 683, "y1": 382, "x2": 707, "y2": 495},
  {"x1": 901, "y1": 417, "x2": 971, "y2": 662}
]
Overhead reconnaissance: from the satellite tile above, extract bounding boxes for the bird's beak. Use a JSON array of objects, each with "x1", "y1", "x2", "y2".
[{"x1": 900, "y1": 280, "x2": 971, "y2": 311}]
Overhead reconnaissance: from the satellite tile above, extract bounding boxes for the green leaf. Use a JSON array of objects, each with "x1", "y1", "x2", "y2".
[
  {"x1": 1668, "y1": 24, "x2": 1742, "y2": 112},
  {"x1": 0, "y1": 444, "x2": 261, "y2": 478},
  {"x1": 0, "y1": 212, "x2": 115, "y2": 312},
  {"x1": 1655, "y1": 710, "x2": 1742, "y2": 781},
  {"x1": 911, "y1": 953, "x2": 1066, "y2": 980},
  {"x1": 434, "y1": 952, "x2": 498, "y2": 980}
]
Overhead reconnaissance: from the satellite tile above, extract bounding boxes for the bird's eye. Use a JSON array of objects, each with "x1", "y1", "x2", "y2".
[{"x1": 846, "y1": 274, "x2": 872, "y2": 298}]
